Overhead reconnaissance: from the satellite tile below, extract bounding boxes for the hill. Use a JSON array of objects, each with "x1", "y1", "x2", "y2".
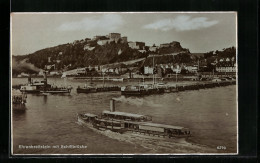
[{"x1": 12, "y1": 37, "x2": 188, "y2": 75}]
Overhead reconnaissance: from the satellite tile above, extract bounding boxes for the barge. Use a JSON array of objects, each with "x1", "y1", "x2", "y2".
[
  {"x1": 77, "y1": 85, "x2": 120, "y2": 93},
  {"x1": 40, "y1": 86, "x2": 72, "y2": 94},
  {"x1": 78, "y1": 99, "x2": 191, "y2": 138},
  {"x1": 121, "y1": 84, "x2": 164, "y2": 96}
]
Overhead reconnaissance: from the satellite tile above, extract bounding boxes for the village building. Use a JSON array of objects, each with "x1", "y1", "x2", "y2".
[
  {"x1": 185, "y1": 65, "x2": 198, "y2": 73},
  {"x1": 144, "y1": 66, "x2": 154, "y2": 74},
  {"x1": 121, "y1": 36, "x2": 128, "y2": 43},
  {"x1": 92, "y1": 35, "x2": 105, "y2": 40},
  {"x1": 160, "y1": 43, "x2": 171, "y2": 48},
  {"x1": 108, "y1": 33, "x2": 121, "y2": 43},
  {"x1": 216, "y1": 63, "x2": 236, "y2": 72},
  {"x1": 75, "y1": 68, "x2": 86, "y2": 75},
  {"x1": 138, "y1": 50, "x2": 146, "y2": 53},
  {"x1": 45, "y1": 64, "x2": 55, "y2": 70},
  {"x1": 97, "y1": 38, "x2": 110, "y2": 46},
  {"x1": 84, "y1": 44, "x2": 95, "y2": 51},
  {"x1": 128, "y1": 41, "x2": 145, "y2": 50},
  {"x1": 160, "y1": 41, "x2": 180, "y2": 48},
  {"x1": 172, "y1": 65, "x2": 181, "y2": 73},
  {"x1": 149, "y1": 45, "x2": 159, "y2": 52}
]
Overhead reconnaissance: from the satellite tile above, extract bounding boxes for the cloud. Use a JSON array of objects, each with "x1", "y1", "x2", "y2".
[
  {"x1": 58, "y1": 14, "x2": 124, "y2": 31},
  {"x1": 143, "y1": 15, "x2": 218, "y2": 31}
]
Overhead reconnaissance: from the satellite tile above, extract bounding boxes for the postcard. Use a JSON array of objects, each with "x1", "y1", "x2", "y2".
[{"x1": 11, "y1": 12, "x2": 237, "y2": 155}]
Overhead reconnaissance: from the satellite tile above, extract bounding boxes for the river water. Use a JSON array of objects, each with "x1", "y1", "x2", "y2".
[{"x1": 12, "y1": 78, "x2": 237, "y2": 154}]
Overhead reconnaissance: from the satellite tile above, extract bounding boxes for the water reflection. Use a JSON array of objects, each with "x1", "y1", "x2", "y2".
[
  {"x1": 43, "y1": 95, "x2": 47, "y2": 104},
  {"x1": 13, "y1": 107, "x2": 27, "y2": 121}
]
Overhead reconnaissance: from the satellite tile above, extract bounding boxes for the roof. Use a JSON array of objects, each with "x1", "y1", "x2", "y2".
[
  {"x1": 102, "y1": 110, "x2": 146, "y2": 118},
  {"x1": 84, "y1": 113, "x2": 97, "y2": 117},
  {"x1": 139, "y1": 122, "x2": 185, "y2": 130},
  {"x1": 96, "y1": 118, "x2": 122, "y2": 123}
]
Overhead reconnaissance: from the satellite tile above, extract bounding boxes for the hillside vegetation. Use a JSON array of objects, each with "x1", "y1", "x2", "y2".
[{"x1": 12, "y1": 37, "x2": 236, "y2": 75}]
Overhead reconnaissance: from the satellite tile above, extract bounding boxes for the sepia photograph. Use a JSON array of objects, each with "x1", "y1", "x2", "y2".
[{"x1": 11, "y1": 12, "x2": 237, "y2": 155}]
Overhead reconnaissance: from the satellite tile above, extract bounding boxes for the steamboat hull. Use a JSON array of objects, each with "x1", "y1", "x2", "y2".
[
  {"x1": 41, "y1": 89, "x2": 71, "y2": 94},
  {"x1": 121, "y1": 89, "x2": 163, "y2": 96},
  {"x1": 20, "y1": 90, "x2": 40, "y2": 93},
  {"x1": 77, "y1": 86, "x2": 120, "y2": 93},
  {"x1": 76, "y1": 88, "x2": 97, "y2": 93}
]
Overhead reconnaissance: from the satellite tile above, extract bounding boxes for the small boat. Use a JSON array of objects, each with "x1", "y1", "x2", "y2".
[
  {"x1": 78, "y1": 99, "x2": 191, "y2": 138},
  {"x1": 12, "y1": 89, "x2": 27, "y2": 110}
]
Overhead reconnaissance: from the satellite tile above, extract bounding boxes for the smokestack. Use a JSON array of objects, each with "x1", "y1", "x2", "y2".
[
  {"x1": 28, "y1": 75, "x2": 31, "y2": 84},
  {"x1": 110, "y1": 99, "x2": 115, "y2": 112},
  {"x1": 43, "y1": 71, "x2": 48, "y2": 87}
]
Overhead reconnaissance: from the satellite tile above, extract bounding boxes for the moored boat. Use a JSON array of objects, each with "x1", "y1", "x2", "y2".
[
  {"x1": 20, "y1": 76, "x2": 51, "y2": 93},
  {"x1": 121, "y1": 84, "x2": 163, "y2": 96},
  {"x1": 12, "y1": 89, "x2": 27, "y2": 110},
  {"x1": 77, "y1": 84, "x2": 120, "y2": 93}
]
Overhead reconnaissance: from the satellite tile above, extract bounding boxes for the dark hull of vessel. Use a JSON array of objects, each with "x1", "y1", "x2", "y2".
[
  {"x1": 96, "y1": 87, "x2": 120, "y2": 92},
  {"x1": 77, "y1": 86, "x2": 120, "y2": 93},
  {"x1": 77, "y1": 88, "x2": 97, "y2": 93},
  {"x1": 41, "y1": 90, "x2": 71, "y2": 94},
  {"x1": 20, "y1": 90, "x2": 41, "y2": 93},
  {"x1": 41, "y1": 88, "x2": 72, "y2": 94},
  {"x1": 121, "y1": 88, "x2": 164, "y2": 96},
  {"x1": 121, "y1": 90, "x2": 146, "y2": 96}
]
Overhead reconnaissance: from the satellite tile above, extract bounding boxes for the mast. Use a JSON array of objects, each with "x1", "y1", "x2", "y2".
[
  {"x1": 198, "y1": 59, "x2": 200, "y2": 71},
  {"x1": 172, "y1": 54, "x2": 178, "y2": 84},
  {"x1": 176, "y1": 71, "x2": 177, "y2": 83},
  {"x1": 43, "y1": 69, "x2": 48, "y2": 91},
  {"x1": 153, "y1": 53, "x2": 155, "y2": 85},
  {"x1": 102, "y1": 72, "x2": 105, "y2": 88}
]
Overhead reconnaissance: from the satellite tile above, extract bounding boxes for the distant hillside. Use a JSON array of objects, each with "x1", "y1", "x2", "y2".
[
  {"x1": 12, "y1": 37, "x2": 188, "y2": 73},
  {"x1": 12, "y1": 36, "x2": 236, "y2": 75}
]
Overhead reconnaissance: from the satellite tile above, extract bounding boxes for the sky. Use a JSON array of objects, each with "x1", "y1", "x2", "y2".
[{"x1": 11, "y1": 12, "x2": 237, "y2": 56}]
